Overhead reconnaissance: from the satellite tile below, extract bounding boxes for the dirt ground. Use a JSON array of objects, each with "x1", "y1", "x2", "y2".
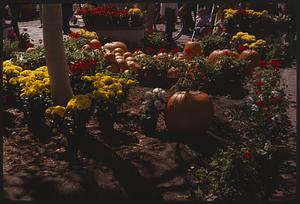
[{"x1": 3, "y1": 84, "x2": 296, "y2": 201}]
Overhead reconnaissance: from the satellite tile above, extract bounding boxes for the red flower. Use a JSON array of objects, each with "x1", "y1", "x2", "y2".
[
  {"x1": 268, "y1": 96, "x2": 279, "y2": 104},
  {"x1": 270, "y1": 59, "x2": 281, "y2": 71},
  {"x1": 69, "y1": 32, "x2": 81, "y2": 39},
  {"x1": 259, "y1": 60, "x2": 268, "y2": 67},
  {"x1": 243, "y1": 150, "x2": 252, "y2": 158},
  {"x1": 134, "y1": 48, "x2": 141, "y2": 52},
  {"x1": 145, "y1": 47, "x2": 154, "y2": 54},
  {"x1": 27, "y1": 42, "x2": 33, "y2": 48},
  {"x1": 171, "y1": 47, "x2": 180, "y2": 54},
  {"x1": 159, "y1": 48, "x2": 166, "y2": 53},
  {"x1": 238, "y1": 45, "x2": 248, "y2": 53},
  {"x1": 256, "y1": 91, "x2": 264, "y2": 95},
  {"x1": 255, "y1": 101, "x2": 264, "y2": 107},
  {"x1": 255, "y1": 81, "x2": 264, "y2": 86},
  {"x1": 185, "y1": 47, "x2": 192, "y2": 55}
]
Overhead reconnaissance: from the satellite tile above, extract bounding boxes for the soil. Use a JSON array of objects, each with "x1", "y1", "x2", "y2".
[{"x1": 3, "y1": 86, "x2": 295, "y2": 201}]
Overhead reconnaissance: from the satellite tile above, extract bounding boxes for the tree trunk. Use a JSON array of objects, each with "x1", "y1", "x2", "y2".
[{"x1": 42, "y1": 4, "x2": 73, "y2": 105}]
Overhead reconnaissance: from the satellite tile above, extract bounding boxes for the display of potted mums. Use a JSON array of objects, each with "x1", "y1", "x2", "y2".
[{"x1": 77, "y1": 4, "x2": 143, "y2": 27}]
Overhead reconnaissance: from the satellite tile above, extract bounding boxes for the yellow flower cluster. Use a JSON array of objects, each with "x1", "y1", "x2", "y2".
[
  {"x1": 66, "y1": 94, "x2": 93, "y2": 111},
  {"x1": 224, "y1": 8, "x2": 238, "y2": 19},
  {"x1": 45, "y1": 106, "x2": 66, "y2": 117},
  {"x1": 128, "y1": 8, "x2": 141, "y2": 15},
  {"x1": 3, "y1": 60, "x2": 23, "y2": 77},
  {"x1": 232, "y1": 32, "x2": 256, "y2": 43},
  {"x1": 245, "y1": 9, "x2": 268, "y2": 17},
  {"x1": 248, "y1": 39, "x2": 267, "y2": 49},
  {"x1": 9, "y1": 66, "x2": 50, "y2": 97},
  {"x1": 76, "y1": 29, "x2": 98, "y2": 39},
  {"x1": 224, "y1": 8, "x2": 268, "y2": 19},
  {"x1": 81, "y1": 73, "x2": 136, "y2": 100}
]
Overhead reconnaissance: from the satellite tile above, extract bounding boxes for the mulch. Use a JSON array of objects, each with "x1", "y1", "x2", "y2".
[{"x1": 3, "y1": 86, "x2": 296, "y2": 201}]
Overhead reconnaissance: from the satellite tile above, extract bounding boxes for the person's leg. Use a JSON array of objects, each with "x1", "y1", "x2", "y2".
[
  {"x1": 8, "y1": 3, "x2": 20, "y2": 36},
  {"x1": 39, "y1": 4, "x2": 43, "y2": 27},
  {"x1": 165, "y1": 8, "x2": 176, "y2": 44},
  {"x1": 62, "y1": 3, "x2": 73, "y2": 34}
]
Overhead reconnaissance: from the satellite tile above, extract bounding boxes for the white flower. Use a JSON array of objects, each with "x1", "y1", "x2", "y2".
[
  {"x1": 251, "y1": 104, "x2": 259, "y2": 112},
  {"x1": 271, "y1": 114, "x2": 281, "y2": 121},
  {"x1": 271, "y1": 90, "x2": 279, "y2": 97},
  {"x1": 140, "y1": 105, "x2": 148, "y2": 112},
  {"x1": 153, "y1": 88, "x2": 162, "y2": 94},
  {"x1": 154, "y1": 100, "x2": 165, "y2": 111},
  {"x1": 157, "y1": 90, "x2": 166, "y2": 99},
  {"x1": 145, "y1": 91, "x2": 154, "y2": 100},
  {"x1": 258, "y1": 94, "x2": 264, "y2": 101},
  {"x1": 264, "y1": 140, "x2": 271, "y2": 151},
  {"x1": 248, "y1": 96, "x2": 254, "y2": 102}
]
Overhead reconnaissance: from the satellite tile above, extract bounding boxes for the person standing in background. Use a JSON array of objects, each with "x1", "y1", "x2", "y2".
[
  {"x1": 8, "y1": 3, "x2": 21, "y2": 37},
  {"x1": 62, "y1": 3, "x2": 74, "y2": 34},
  {"x1": 160, "y1": 3, "x2": 178, "y2": 45},
  {"x1": 138, "y1": 2, "x2": 157, "y2": 30}
]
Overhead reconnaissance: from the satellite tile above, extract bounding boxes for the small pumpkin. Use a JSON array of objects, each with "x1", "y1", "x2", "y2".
[
  {"x1": 104, "y1": 52, "x2": 116, "y2": 64},
  {"x1": 113, "y1": 47, "x2": 125, "y2": 54},
  {"x1": 123, "y1": 52, "x2": 133, "y2": 59},
  {"x1": 116, "y1": 59, "x2": 129, "y2": 71},
  {"x1": 239, "y1": 49, "x2": 260, "y2": 75},
  {"x1": 103, "y1": 41, "x2": 128, "y2": 52},
  {"x1": 89, "y1": 39, "x2": 101, "y2": 49},
  {"x1": 207, "y1": 49, "x2": 239, "y2": 65},
  {"x1": 167, "y1": 67, "x2": 180, "y2": 78},
  {"x1": 125, "y1": 57, "x2": 135, "y2": 62},
  {"x1": 183, "y1": 41, "x2": 202, "y2": 60},
  {"x1": 82, "y1": 44, "x2": 91, "y2": 50},
  {"x1": 114, "y1": 52, "x2": 123, "y2": 57},
  {"x1": 165, "y1": 91, "x2": 214, "y2": 136}
]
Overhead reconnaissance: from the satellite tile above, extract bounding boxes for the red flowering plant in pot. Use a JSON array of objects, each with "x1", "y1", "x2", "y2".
[
  {"x1": 67, "y1": 49, "x2": 105, "y2": 95},
  {"x1": 77, "y1": 4, "x2": 130, "y2": 27},
  {"x1": 192, "y1": 63, "x2": 293, "y2": 201},
  {"x1": 143, "y1": 29, "x2": 169, "y2": 53}
]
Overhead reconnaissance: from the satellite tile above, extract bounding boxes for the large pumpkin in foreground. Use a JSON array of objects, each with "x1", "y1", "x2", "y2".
[
  {"x1": 239, "y1": 49, "x2": 261, "y2": 75},
  {"x1": 183, "y1": 41, "x2": 202, "y2": 60},
  {"x1": 165, "y1": 91, "x2": 214, "y2": 136},
  {"x1": 207, "y1": 49, "x2": 239, "y2": 64}
]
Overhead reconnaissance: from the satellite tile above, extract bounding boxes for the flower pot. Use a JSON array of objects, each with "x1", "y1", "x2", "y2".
[
  {"x1": 141, "y1": 118, "x2": 157, "y2": 133},
  {"x1": 96, "y1": 112, "x2": 115, "y2": 135}
]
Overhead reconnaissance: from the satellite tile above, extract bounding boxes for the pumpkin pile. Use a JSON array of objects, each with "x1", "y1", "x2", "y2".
[{"x1": 103, "y1": 41, "x2": 142, "y2": 73}]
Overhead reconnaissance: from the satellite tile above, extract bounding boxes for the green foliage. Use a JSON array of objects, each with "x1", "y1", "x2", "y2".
[
  {"x1": 3, "y1": 40, "x2": 19, "y2": 60},
  {"x1": 201, "y1": 34, "x2": 229, "y2": 56},
  {"x1": 11, "y1": 47, "x2": 46, "y2": 70}
]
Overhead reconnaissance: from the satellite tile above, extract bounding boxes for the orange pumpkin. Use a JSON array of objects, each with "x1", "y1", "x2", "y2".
[
  {"x1": 239, "y1": 49, "x2": 261, "y2": 75},
  {"x1": 207, "y1": 49, "x2": 239, "y2": 64},
  {"x1": 82, "y1": 44, "x2": 91, "y2": 50},
  {"x1": 103, "y1": 41, "x2": 128, "y2": 52},
  {"x1": 104, "y1": 52, "x2": 116, "y2": 64},
  {"x1": 123, "y1": 52, "x2": 133, "y2": 59},
  {"x1": 183, "y1": 41, "x2": 202, "y2": 60},
  {"x1": 116, "y1": 59, "x2": 129, "y2": 71},
  {"x1": 125, "y1": 57, "x2": 135, "y2": 62},
  {"x1": 113, "y1": 47, "x2": 125, "y2": 54},
  {"x1": 165, "y1": 91, "x2": 214, "y2": 136},
  {"x1": 89, "y1": 39, "x2": 101, "y2": 49},
  {"x1": 167, "y1": 67, "x2": 180, "y2": 78}
]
